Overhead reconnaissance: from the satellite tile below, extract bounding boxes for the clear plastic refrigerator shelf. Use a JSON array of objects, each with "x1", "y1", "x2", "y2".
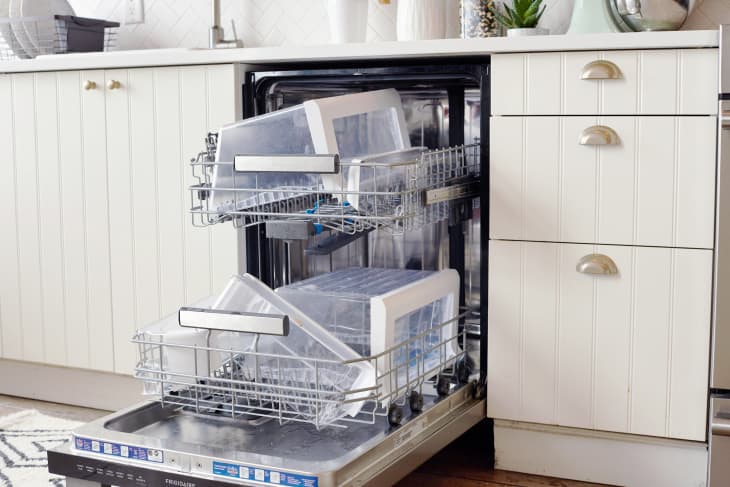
[{"x1": 189, "y1": 142, "x2": 481, "y2": 235}]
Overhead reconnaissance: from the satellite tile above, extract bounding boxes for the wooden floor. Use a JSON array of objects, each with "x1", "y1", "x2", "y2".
[
  {"x1": 397, "y1": 420, "x2": 608, "y2": 487},
  {"x1": 0, "y1": 395, "x2": 606, "y2": 487}
]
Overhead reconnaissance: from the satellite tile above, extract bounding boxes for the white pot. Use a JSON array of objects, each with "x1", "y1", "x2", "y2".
[
  {"x1": 506, "y1": 27, "x2": 549, "y2": 37},
  {"x1": 397, "y1": 0, "x2": 446, "y2": 41},
  {"x1": 327, "y1": 0, "x2": 369, "y2": 43}
]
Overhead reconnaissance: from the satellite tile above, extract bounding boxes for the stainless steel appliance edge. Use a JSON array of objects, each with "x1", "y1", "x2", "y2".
[{"x1": 710, "y1": 23, "x2": 730, "y2": 487}]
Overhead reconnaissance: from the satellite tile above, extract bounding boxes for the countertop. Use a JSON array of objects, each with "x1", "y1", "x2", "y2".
[{"x1": 0, "y1": 30, "x2": 720, "y2": 74}]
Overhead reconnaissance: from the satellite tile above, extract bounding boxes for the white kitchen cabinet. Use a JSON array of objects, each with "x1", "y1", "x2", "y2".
[
  {"x1": 0, "y1": 65, "x2": 239, "y2": 374},
  {"x1": 489, "y1": 46, "x2": 719, "y2": 484},
  {"x1": 491, "y1": 49, "x2": 718, "y2": 116},
  {"x1": 490, "y1": 116, "x2": 717, "y2": 249},
  {"x1": 487, "y1": 240, "x2": 712, "y2": 441}
]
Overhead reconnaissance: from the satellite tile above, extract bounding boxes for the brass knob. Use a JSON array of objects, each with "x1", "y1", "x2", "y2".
[
  {"x1": 579, "y1": 125, "x2": 620, "y2": 146},
  {"x1": 107, "y1": 79, "x2": 122, "y2": 90},
  {"x1": 581, "y1": 60, "x2": 623, "y2": 80},
  {"x1": 576, "y1": 254, "x2": 618, "y2": 276},
  {"x1": 83, "y1": 80, "x2": 97, "y2": 90}
]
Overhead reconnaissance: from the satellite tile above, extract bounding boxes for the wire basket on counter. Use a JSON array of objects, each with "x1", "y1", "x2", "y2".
[{"x1": 0, "y1": 15, "x2": 119, "y2": 60}]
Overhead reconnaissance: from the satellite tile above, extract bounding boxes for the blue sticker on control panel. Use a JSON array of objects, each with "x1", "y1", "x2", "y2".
[
  {"x1": 212, "y1": 460, "x2": 318, "y2": 486},
  {"x1": 73, "y1": 436, "x2": 164, "y2": 464}
]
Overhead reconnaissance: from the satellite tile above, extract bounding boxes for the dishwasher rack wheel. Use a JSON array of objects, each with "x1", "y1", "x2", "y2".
[
  {"x1": 436, "y1": 375, "x2": 451, "y2": 396},
  {"x1": 455, "y1": 355, "x2": 473, "y2": 385},
  {"x1": 387, "y1": 403, "x2": 404, "y2": 426},
  {"x1": 408, "y1": 390, "x2": 424, "y2": 413}
]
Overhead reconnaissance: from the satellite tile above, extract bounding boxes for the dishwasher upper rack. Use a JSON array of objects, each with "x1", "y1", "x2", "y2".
[
  {"x1": 189, "y1": 139, "x2": 480, "y2": 235},
  {"x1": 132, "y1": 309, "x2": 475, "y2": 430}
]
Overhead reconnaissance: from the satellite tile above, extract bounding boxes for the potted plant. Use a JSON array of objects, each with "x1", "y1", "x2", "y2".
[{"x1": 492, "y1": 0, "x2": 548, "y2": 37}]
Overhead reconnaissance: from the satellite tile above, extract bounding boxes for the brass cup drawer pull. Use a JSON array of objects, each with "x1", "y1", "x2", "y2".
[
  {"x1": 581, "y1": 60, "x2": 623, "y2": 80},
  {"x1": 576, "y1": 254, "x2": 618, "y2": 275},
  {"x1": 580, "y1": 125, "x2": 620, "y2": 146}
]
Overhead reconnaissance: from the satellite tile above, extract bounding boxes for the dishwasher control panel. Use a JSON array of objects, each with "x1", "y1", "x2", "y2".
[
  {"x1": 74, "y1": 436, "x2": 164, "y2": 464},
  {"x1": 211, "y1": 460, "x2": 318, "y2": 486},
  {"x1": 49, "y1": 447, "x2": 246, "y2": 487}
]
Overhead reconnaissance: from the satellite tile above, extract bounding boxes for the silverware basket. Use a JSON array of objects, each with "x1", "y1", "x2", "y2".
[{"x1": 0, "y1": 15, "x2": 119, "y2": 60}]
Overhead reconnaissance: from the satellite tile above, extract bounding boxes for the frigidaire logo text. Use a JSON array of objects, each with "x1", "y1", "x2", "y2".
[{"x1": 164, "y1": 479, "x2": 196, "y2": 487}]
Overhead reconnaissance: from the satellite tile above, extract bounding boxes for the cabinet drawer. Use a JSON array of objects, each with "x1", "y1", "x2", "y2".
[
  {"x1": 487, "y1": 240, "x2": 712, "y2": 441},
  {"x1": 492, "y1": 49, "x2": 717, "y2": 115},
  {"x1": 490, "y1": 116, "x2": 716, "y2": 249}
]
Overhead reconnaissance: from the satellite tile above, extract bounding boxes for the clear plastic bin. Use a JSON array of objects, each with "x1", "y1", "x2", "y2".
[
  {"x1": 276, "y1": 267, "x2": 461, "y2": 389},
  {"x1": 343, "y1": 147, "x2": 426, "y2": 212},
  {"x1": 210, "y1": 89, "x2": 410, "y2": 214},
  {"x1": 209, "y1": 274, "x2": 376, "y2": 424},
  {"x1": 135, "y1": 296, "x2": 216, "y2": 395},
  {"x1": 211, "y1": 105, "x2": 321, "y2": 214}
]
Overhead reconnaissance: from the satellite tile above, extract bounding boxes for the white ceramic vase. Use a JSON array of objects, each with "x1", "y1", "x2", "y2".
[
  {"x1": 327, "y1": 0, "x2": 369, "y2": 43},
  {"x1": 507, "y1": 27, "x2": 549, "y2": 37},
  {"x1": 397, "y1": 0, "x2": 447, "y2": 41}
]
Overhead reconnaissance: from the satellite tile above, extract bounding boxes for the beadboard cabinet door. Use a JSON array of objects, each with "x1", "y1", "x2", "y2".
[
  {"x1": 491, "y1": 49, "x2": 717, "y2": 115},
  {"x1": 490, "y1": 116, "x2": 717, "y2": 249},
  {"x1": 0, "y1": 65, "x2": 239, "y2": 374},
  {"x1": 487, "y1": 240, "x2": 712, "y2": 441}
]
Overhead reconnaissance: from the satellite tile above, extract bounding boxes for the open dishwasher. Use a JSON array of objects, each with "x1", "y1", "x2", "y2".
[{"x1": 48, "y1": 61, "x2": 488, "y2": 487}]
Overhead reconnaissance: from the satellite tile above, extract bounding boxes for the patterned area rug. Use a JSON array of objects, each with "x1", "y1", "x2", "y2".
[{"x1": 0, "y1": 410, "x2": 81, "y2": 486}]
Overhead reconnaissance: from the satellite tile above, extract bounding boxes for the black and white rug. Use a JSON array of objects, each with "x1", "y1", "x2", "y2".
[{"x1": 0, "y1": 410, "x2": 81, "y2": 486}]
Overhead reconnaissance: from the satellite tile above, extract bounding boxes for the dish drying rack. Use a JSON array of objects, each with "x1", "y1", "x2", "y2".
[
  {"x1": 189, "y1": 134, "x2": 481, "y2": 235},
  {"x1": 133, "y1": 309, "x2": 477, "y2": 430},
  {"x1": 0, "y1": 15, "x2": 118, "y2": 60}
]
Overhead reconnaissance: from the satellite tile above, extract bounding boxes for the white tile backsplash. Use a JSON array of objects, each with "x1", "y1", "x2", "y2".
[{"x1": 65, "y1": 0, "x2": 728, "y2": 50}]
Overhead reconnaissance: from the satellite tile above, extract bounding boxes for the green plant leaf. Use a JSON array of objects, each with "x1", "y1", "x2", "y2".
[
  {"x1": 492, "y1": 0, "x2": 544, "y2": 28},
  {"x1": 490, "y1": 3, "x2": 514, "y2": 28},
  {"x1": 502, "y1": 4, "x2": 518, "y2": 25},
  {"x1": 506, "y1": 4, "x2": 524, "y2": 26},
  {"x1": 514, "y1": 0, "x2": 525, "y2": 17},
  {"x1": 493, "y1": 11, "x2": 514, "y2": 28},
  {"x1": 524, "y1": 3, "x2": 546, "y2": 27},
  {"x1": 535, "y1": 3, "x2": 546, "y2": 23},
  {"x1": 524, "y1": 1, "x2": 540, "y2": 19}
]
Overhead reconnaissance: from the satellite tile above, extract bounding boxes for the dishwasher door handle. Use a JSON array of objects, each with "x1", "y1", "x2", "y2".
[{"x1": 178, "y1": 307, "x2": 290, "y2": 336}]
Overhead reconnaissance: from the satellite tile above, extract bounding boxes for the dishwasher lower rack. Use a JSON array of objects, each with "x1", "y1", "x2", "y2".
[
  {"x1": 132, "y1": 310, "x2": 474, "y2": 430},
  {"x1": 188, "y1": 140, "x2": 480, "y2": 235}
]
